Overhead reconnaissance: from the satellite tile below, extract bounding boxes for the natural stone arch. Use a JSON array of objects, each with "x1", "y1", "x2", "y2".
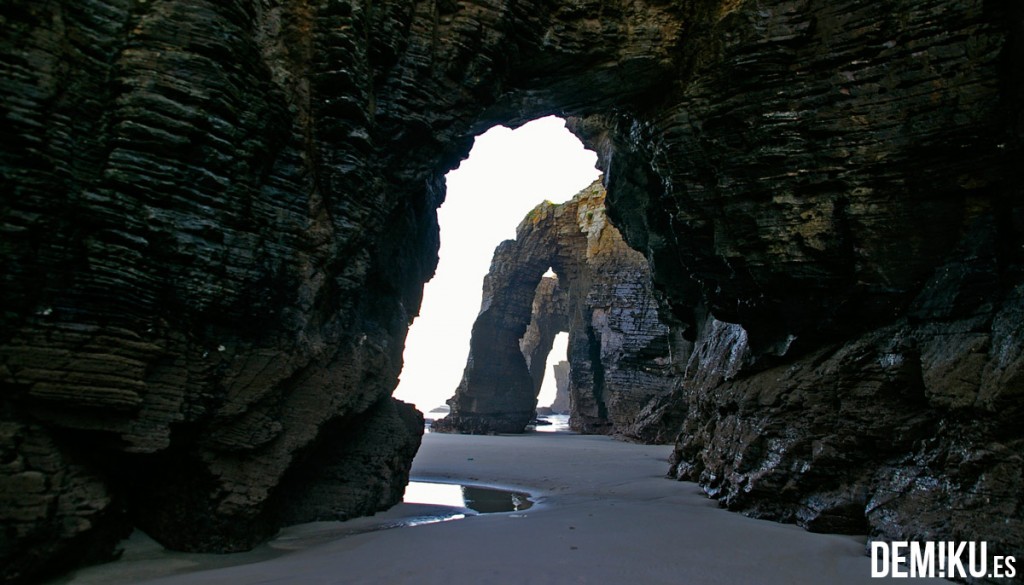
[
  {"x1": 1, "y1": 3, "x2": 689, "y2": 572},
  {"x1": 435, "y1": 182, "x2": 678, "y2": 436},
  {"x1": 1, "y1": 0, "x2": 1021, "y2": 579},
  {"x1": 519, "y1": 277, "x2": 570, "y2": 405},
  {"x1": 432, "y1": 200, "x2": 575, "y2": 434}
]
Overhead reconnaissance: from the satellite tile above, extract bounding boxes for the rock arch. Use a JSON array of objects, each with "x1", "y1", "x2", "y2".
[
  {"x1": 433, "y1": 181, "x2": 678, "y2": 436},
  {"x1": 1, "y1": 0, "x2": 1021, "y2": 579},
  {"x1": 519, "y1": 277, "x2": 570, "y2": 414}
]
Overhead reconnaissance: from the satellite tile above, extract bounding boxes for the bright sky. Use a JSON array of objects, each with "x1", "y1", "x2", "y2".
[{"x1": 393, "y1": 116, "x2": 600, "y2": 413}]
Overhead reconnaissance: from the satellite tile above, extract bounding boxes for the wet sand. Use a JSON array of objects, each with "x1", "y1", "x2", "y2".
[{"x1": 56, "y1": 431, "x2": 949, "y2": 584}]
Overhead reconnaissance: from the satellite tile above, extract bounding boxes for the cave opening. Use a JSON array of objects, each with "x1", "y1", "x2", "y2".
[
  {"x1": 393, "y1": 117, "x2": 599, "y2": 421},
  {"x1": 537, "y1": 330, "x2": 568, "y2": 411},
  {"x1": 3, "y1": 3, "x2": 1019, "y2": 581}
]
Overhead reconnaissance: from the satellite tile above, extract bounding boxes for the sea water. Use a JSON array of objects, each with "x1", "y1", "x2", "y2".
[{"x1": 532, "y1": 413, "x2": 570, "y2": 432}]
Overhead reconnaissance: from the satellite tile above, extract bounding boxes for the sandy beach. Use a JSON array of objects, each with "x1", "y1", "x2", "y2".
[{"x1": 54, "y1": 431, "x2": 950, "y2": 584}]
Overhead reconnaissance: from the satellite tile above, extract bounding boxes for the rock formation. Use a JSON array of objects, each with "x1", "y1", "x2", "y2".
[
  {"x1": 549, "y1": 361, "x2": 571, "y2": 414},
  {"x1": 520, "y1": 277, "x2": 570, "y2": 415},
  {"x1": 434, "y1": 182, "x2": 678, "y2": 436},
  {"x1": 1, "y1": 0, "x2": 1021, "y2": 582},
  {"x1": 573, "y1": 0, "x2": 1024, "y2": 567}
]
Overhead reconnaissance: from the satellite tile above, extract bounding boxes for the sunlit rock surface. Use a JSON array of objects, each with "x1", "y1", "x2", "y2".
[
  {"x1": 434, "y1": 182, "x2": 679, "y2": 436},
  {"x1": 1, "y1": 0, "x2": 1021, "y2": 581}
]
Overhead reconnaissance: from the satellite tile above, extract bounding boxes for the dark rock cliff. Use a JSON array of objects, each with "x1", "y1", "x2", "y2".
[
  {"x1": 434, "y1": 182, "x2": 678, "y2": 436},
  {"x1": 1, "y1": 0, "x2": 442, "y2": 578},
  {"x1": 569, "y1": 0, "x2": 1024, "y2": 570},
  {"x1": 1, "y1": 0, "x2": 1020, "y2": 582}
]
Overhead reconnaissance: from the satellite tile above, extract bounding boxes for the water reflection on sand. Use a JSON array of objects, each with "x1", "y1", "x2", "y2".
[{"x1": 403, "y1": 481, "x2": 533, "y2": 513}]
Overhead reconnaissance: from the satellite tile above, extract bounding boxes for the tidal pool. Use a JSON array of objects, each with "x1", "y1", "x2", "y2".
[{"x1": 403, "y1": 481, "x2": 533, "y2": 513}]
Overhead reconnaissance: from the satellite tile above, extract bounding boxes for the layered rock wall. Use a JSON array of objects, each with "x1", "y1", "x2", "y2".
[
  {"x1": 1, "y1": 0, "x2": 1021, "y2": 581},
  {"x1": 520, "y1": 277, "x2": 570, "y2": 409},
  {"x1": 435, "y1": 182, "x2": 678, "y2": 435},
  {"x1": 1, "y1": 2, "x2": 685, "y2": 579},
  {"x1": 0, "y1": 0, "x2": 445, "y2": 577},
  {"x1": 569, "y1": 0, "x2": 1024, "y2": 567}
]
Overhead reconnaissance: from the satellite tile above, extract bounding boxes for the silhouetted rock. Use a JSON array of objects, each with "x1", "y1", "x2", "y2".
[
  {"x1": 275, "y1": 397, "x2": 423, "y2": 526},
  {"x1": 549, "y1": 361, "x2": 571, "y2": 414}
]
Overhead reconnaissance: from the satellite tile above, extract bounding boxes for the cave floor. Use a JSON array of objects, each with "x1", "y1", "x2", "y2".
[{"x1": 56, "y1": 432, "x2": 951, "y2": 584}]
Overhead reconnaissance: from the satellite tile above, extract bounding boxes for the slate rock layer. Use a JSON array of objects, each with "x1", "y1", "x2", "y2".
[{"x1": 1, "y1": 0, "x2": 1021, "y2": 582}]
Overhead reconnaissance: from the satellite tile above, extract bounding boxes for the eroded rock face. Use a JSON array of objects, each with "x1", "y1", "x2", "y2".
[
  {"x1": 2, "y1": 0, "x2": 440, "y2": 572},
  {"x1": 659, "y1": 253, "x2": 1024, "y2": 548},
  {"x1": 1, "y1": 1, "x2": 685, "y2": 578},
  {"x1": 572, "y1": 0, "x2": 1024, "y2": 568},
  {"x1": 1, "y1": 0, "x2": 1021, "y2": 581},
  {"x1": 274, "y1": 397, "x2": 423, "y2": 528},
  {"x1": 520, "y1": 277, "x2": 570, "y2": 413},
  {"x1": 435, "y1": 182, "x2": 679, "y2": 435}
]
